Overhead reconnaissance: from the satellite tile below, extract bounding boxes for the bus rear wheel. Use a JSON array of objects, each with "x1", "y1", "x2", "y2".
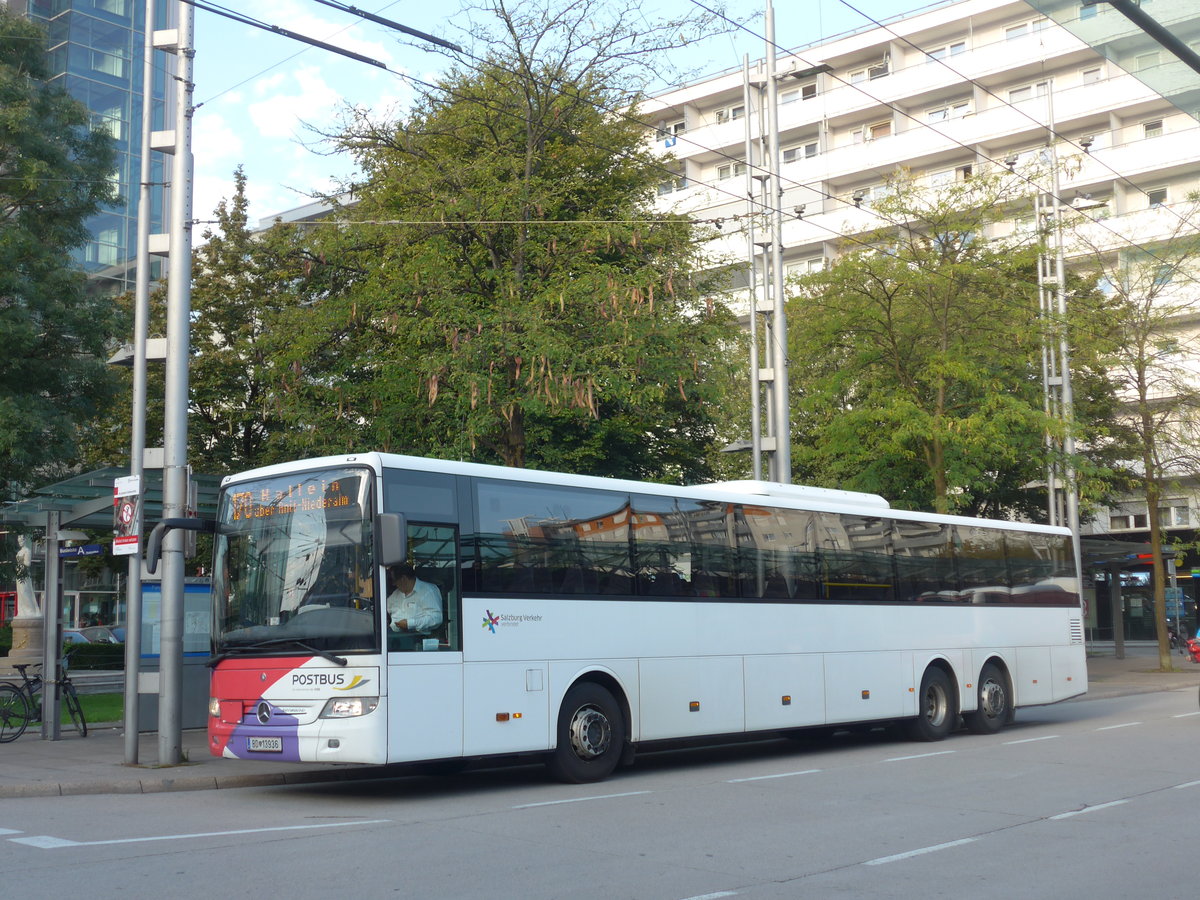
[
  {"x1": 904, "y1": 666, "x2": 954, "y2": 742},
  {"x1": 547, "y1": 682, "x2": 625, "y2": 784},
  {"x1": 963, "y1": 662, "x2": 1010, "y2": 735}
]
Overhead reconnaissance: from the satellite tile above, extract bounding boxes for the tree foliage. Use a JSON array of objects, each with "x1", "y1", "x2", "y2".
[
  {"x1": 786, "y1": 169, "x2": 1122, "y2": 518},
  {"x1": 1072, "y1": 197, "x2": 1200, "y2": 668},
  {"x1": 0, "y1": 9, "x2": 121, "y2": 498},
  {"x1": 265, "y1": 0, "x2": 736, "y2": 479}
]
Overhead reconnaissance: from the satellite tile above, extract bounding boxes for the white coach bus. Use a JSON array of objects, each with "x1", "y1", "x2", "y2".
[{"x1": 178, "y1": 453, "x2": 1085, "y2": 783}]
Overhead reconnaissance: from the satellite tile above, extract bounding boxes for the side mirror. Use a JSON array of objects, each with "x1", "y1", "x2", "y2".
[
  {"x1": 376, "y1": 513, "x2": 407, "y2": 568},
  {"x1": 146, "y1": 517, "x2": 217, "y2": 574}
]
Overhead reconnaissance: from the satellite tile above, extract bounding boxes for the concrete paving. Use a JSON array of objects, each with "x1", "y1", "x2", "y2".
[{"x1": 2, "y1": 643, "x2": 1198, "y2": 799}]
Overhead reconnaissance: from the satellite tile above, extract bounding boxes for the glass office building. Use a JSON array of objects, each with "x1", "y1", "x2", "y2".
[{"x1": 4, "y1": 0, "x2": 173, "y2": 294}]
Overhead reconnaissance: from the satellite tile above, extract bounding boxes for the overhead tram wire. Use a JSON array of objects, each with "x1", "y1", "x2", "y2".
[
  {"x1": 688, "y1": 0, "x2": 1200, "y2": 291},
  {"x1": 305, "y1": 0, "x2": 462, "y2": 53},
  {"x1": 182, "y1": 0, "x2": 389, "y2": 70},
  {"x1": 834, "y1": 0, "x2": 1200, "y2": 237}
]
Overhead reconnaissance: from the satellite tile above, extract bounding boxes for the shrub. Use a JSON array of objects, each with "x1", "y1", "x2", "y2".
[{"x1": 65, "y1": 642, "x2": 125, "y2": 670}]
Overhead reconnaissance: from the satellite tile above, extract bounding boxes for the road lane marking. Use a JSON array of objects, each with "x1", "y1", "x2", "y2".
[
  {"x1": 8, "y1": 819, "x2": 391, "y2": 850},
  {"x1": 1050, "y1": 800, "x2": 1128, "y2": 820},
  {"x1": 678, "y1": 893, "x2": 738, "y2": 900},
  {"x1": 1173, "y1": 780, "x2": 1200, "y2": 790},
  {"x1": 512, "y1": 790, "x2": 650, "y2": 809},
  {"x1": 865, "y1": 838, "x2": 977, "y2": 865},
  {"x1": 885, "y1": 750, "x2": 955, "y2": 762},
  {"x1": 726, "y1": 769, "x2": 820, "y2": 783},
  {"x1": 0, "y1": 828, "x2": 23, "y2": 836},
  {"x1": 1003, "y1": 735, "x2": 1060, "y2": 745},
  {"x1": 1096, "y1": 722, "x2": 1140, "y2": 731},
  {"x1": 1171, "y1": 711, "x2": 1200, "y2": 718}
]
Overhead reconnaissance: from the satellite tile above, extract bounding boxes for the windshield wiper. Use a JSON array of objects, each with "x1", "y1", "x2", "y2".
[{"x1": 212, "y1": 639, "x2": 348, "y2": 667}]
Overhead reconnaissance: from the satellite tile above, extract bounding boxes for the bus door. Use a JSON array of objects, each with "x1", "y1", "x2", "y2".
[{"x1": 386, "y1": 524, "x2": 464, "y2": 763}]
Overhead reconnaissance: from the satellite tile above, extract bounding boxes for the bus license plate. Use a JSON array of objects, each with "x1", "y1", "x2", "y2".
[{"x1": 247, "y1": 736, "x2": 282, "y2": 753}]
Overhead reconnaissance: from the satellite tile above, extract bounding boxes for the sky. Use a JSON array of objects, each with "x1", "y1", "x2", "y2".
[{"x1": 189, "y1": 0, "x2": 943, "y2": 230}]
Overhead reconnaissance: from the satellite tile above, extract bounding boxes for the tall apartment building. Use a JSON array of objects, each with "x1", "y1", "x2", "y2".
[
  {"x1": 644, "y1": 0, "x2": 1200, "y2": 639},
  {"x1": 3, "y1": 0, "x2": 172, "y2": 294}
]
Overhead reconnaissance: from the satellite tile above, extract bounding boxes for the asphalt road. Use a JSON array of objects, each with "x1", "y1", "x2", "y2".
[{"x1": 2, "y1": 685, "x2": 1197, "y2": 900}]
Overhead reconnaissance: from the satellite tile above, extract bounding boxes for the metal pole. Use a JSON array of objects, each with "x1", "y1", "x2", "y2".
[
  {"x1": 743, "y1": 55, "x2": 763, "y2": 481},
  {"x1": 764, "y1": 0, "x2": 791, "y2": 483},
  {"x1": 1046, "y1": 83, "x2": 1084, "y2": 589},
  {"x1": 123, "y1": 0, "x2": 157, "y2": 767},
  {"x1": 40, "y1": 511, "x2": 62, "y2": 740},
  {"x1": 159, "y1": 0, "x2": 196, "y2": 766}
]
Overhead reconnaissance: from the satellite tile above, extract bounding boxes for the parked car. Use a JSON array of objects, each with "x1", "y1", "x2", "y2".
[
  {"x1": 62, "y1": 630, "x2": 90, "y2": 644},
  {"x1": 108, "y1": 626, "x2": 126, "y2": 642},
  {"x1": 80, "y1": 625, "x2": 121, "y2": 643}
]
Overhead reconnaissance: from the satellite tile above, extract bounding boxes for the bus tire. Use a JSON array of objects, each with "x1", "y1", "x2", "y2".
[
  {"x1": 963, "y1": 662, "x2": 1010, "y2": 735},
  {"x1": 546, "y1": 682, "x2": 625, "y2": 784},
  {"x1": 904, "y1": 666, "x2": 954, "y2": 742}
]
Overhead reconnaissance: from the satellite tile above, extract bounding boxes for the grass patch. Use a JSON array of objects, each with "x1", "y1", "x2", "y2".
[{"x1": 63, "y1": 692, "x2": 123, "y2": 726}]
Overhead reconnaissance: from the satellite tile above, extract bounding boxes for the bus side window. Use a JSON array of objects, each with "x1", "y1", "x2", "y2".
[{"x1": 402, "y1": 524, "x2": 460, "y2": 651}]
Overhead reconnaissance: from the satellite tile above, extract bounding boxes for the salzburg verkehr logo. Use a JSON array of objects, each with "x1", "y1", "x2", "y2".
[{"x1": 483, "y1": 610, "x2": 500, "y2": 633}]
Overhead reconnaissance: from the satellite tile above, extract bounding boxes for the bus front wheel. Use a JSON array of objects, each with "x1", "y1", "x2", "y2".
[
  {"x1": 904, "y1": 666, "x2": 955, "y2": 742},
  {"x1": 547, "y1": 682, "x2": 625, "y2": 784}
]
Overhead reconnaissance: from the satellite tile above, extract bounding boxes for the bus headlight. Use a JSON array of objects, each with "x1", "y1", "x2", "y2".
[
  {"x1": 319, "y1": 696, "x2": 379, "y2": 719},
  {"x1": 209, "y1": 697, "x2": 220, "y2": 718}
]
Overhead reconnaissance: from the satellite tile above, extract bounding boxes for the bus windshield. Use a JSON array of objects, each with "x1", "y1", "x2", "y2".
[{"x1": 212, "y1": 466, "x2": 379, "y2": 655}]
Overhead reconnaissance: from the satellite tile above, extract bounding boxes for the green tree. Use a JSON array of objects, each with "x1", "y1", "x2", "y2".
[
  {"x1": 0, "y1": 9, "x2": 121, "y2": 499},
  {"x1": 1074, "y1": 197, "x2": 1200, "y2": 669},
  {"x1": 787, "y1": 168, "x2": 1121, "y2": 518},
  {"x1": 270, "y1": 0, "x2": 736, "y2": 479}
]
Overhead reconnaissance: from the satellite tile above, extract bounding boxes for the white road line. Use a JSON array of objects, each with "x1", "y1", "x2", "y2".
[
  {"x1": 0, "y1": 828, "x2": 24, "y2": 836},
  {"x1": 678, "y1": 893, "x2": 738, "y2": 900},
  {"x1": 865, "y1": 838, "x2": 977, "y2": 866},
  {"x1": 8, "y1": 819, "x2": 391, "y2": 850},
  {"x1": 1171, "y1": 711, "x2": 1200, "y2": 718},
  {"x1": 1050, "y1": 799, "x2": 1128, "y2": 820},
  {"x1": 1003, "y1": 735, "x2": 1060, "y2": 745},
  {"x1": 726, "y1": 769, "x2": 821, "y2": 783},
  {"x1": 512, "y1": 790, "x2": 651, "y2": 809},
  {"x1": 885, "y1": 750, "x2": 955, "y2": 762},
  {"x1": 1096, "y1": 722, "x2": 1141, "y2": 731},
  {"x1": 1173, "y1": 780, "x2": 1200, "y2": 790}
]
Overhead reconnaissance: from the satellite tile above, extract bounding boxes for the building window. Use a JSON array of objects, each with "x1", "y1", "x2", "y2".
[
  {"x1": 782, "y1": 140, "x2": 819, "y2": 163},
  {"x1": 1005, "y1": 18, "x2": 1048, "y2": 40},
  {"x1": 783, "y1": 82, "x2": 818, "y2": 103},
  {"x1": 714, "y1": 105, "x2": 744, "y2": 124},
  {"x1": 786, "y1": 257, "x2": 826, "y2": 277},
  {"x1": 926, "y1": 100, "x2": 971, "y2": 123},
  {"x1": 659, "y1": 120, "x2": 686, "y2": 143},
  {"x1": 849, "y1": 61, "x2": 889, "y2": 83},
  {"x1": 716, "y1": 161, "x2": 747, "y2": 181},
  {"x1": 1079, "y1": 3, "x2": 1098, "y2": 20},
  {"x1": 1081, "y1": 66, "x2": 1103, "y2": 84},
  {"x1": 657, "y1": 168, "x2": 687, "y2": 195},
  {"x1": 1143, "y1": 119, "x2": 1163, "y2": 138},
  {"x1": 852, "y1": 120, "x2": 892, "y2": 143},
  {"x1": 1135, "y1": 51, "x2": 1160, "y2": 71},
  {"x1": 1160, "y1": 504, "x2": 1190, "y2": 527},
  {"x1": 1009, "y1": 80, "x2": 1049, "y2": 103},
  {"x1": 926, "y1": 40, "x2": 967, "y2": 62},
  {"x1": 1148, "y1": 187, "x2": 1167, "y2": 207}
]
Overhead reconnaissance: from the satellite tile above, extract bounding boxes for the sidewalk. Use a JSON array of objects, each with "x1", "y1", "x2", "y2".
[{"x1": 3, "y1": 645, "x2": 1198, "y2": 799}]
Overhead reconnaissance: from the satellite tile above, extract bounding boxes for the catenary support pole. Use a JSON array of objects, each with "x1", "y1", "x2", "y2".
[
  {"x1": 123, "y1": 0, "x2": 157, "y2": 767},
  {"x1": 159, "y1": 0, "x2": 196, "y2": 766}
]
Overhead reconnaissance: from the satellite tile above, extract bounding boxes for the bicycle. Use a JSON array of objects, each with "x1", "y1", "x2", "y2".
[{"x1": 0, "y1": 652, "x2": 87, "y2": 742}]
